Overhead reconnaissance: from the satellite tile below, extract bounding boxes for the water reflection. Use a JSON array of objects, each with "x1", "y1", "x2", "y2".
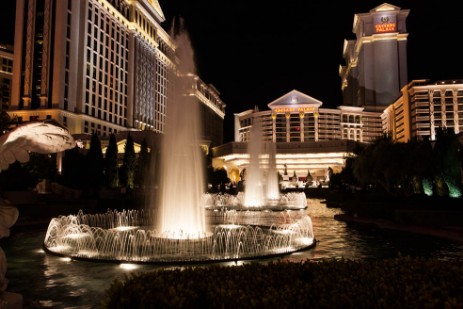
[
  {"x1": 297, "y1": 199, "x2": 463, "y2": 262},
  {"x1": 3, "y1": 198, "x2": 463, "y2": 308}
]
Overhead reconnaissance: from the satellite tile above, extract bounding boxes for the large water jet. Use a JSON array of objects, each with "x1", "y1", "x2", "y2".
[{"x1": 154, "y1": 20, "x2": 206, "y2": 239}]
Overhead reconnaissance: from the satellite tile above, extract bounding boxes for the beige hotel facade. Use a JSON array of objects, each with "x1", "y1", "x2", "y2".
[{"x1": 7, "y1": 0, "x2": 225, "y2": 149}]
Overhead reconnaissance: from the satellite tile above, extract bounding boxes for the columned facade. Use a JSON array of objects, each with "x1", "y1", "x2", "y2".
[
  {"x1": 220, "y1": 90, "x2": 366, "y2": 182},
  {"x1": 382, "y1": 79, "x2": 463, "y2": 142},
  {"x1": 235, "y1": 90, "x2": 365, "y2": 144}
]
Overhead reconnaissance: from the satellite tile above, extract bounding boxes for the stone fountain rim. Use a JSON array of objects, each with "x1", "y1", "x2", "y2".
[{"x1": 41, "y1": 241, "x2": 317, "y2": 265}]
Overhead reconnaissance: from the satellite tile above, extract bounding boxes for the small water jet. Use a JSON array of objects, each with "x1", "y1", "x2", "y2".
[
  {"x1": 43, "y1": 209, "x2": 314, "y2": 263},
  {"x1": 43, "y1": 21, "x2": 315, "y2": 263},
  {"x1": 266, "y1": 141, "x2": 280, "y2": 201}
]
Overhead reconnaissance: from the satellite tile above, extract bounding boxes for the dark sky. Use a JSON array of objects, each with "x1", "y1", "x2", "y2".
[
  {"x1": 2, "y1": 1, "x2": 462, "y2": 142},
  {"x1": 158, "y1": 0, "x2": 463, "y2": 142}
]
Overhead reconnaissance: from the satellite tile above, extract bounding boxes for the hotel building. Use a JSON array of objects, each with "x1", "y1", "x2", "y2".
[
  {"x1": 213, "y1": 90, "x2": 364, "y2": 183},
  {"x1": 8, "y1": 0, "x2": 225, "y2": 148},
  {"x1": 383, "y1": 79, "x2": 463, "y2": 143},
  {"x1": 0, "y1": 44, "x2": 13, "y2": 105},
  {"x1": 213, "y1": 3, "x2": 463, "y2": 183},
  {"x1": 339, "y1": 3, "x2": 409, "y2": 109}
]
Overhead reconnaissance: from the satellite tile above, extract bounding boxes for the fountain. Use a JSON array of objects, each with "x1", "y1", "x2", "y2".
[
  {"x1": 243, "y1": 116, "x2": 265, "y2": 207},
  {"x1": 43, "y1": 21, "x2": 315, "y2": 263},
  {"x1": 205, "y1": 114, "x2": 308, "y2": 210},
  {"x1": 266, "y1": 141, "x2": 280, "y2": 201},
  {"x1": 154, "y1": 22, "x2": 207, "y2": 240}
]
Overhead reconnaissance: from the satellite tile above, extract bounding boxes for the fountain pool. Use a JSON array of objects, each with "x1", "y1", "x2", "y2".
[
  {"x1": 42, "y1": 21, "x2": 315, "y2": 264},
  {"x1": 43, "y1": 208, "x2": 314, "y2": 263}
]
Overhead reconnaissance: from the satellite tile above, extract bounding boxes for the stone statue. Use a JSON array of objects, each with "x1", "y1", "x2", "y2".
[
  {"x1": 0, "y1": 120, "x2": 76, "y2": 307},
  {"x1": 0, "y1": 199, "x2": 18, "y2": 293}
]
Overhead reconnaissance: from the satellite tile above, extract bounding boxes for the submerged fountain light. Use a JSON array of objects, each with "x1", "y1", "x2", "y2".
[{"x1": 43, "y1": 20, "x2": 315, "y2": 264}]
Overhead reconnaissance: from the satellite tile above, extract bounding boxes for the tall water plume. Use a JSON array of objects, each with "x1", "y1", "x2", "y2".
[
  {"x1": 154, "y1": 20, "x2": 206, "y2": 238},
  {"x1": 243, "y1": 116, "x2": 265, "y2": 206}
]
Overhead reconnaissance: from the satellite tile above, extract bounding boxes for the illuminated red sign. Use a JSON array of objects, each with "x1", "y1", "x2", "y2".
[
  {"x1": 374, "y1": 15, "x2": 397, "y2": 33},
  {"x1": 273, "y1": 107, "x2": 315, "y2": 113}
]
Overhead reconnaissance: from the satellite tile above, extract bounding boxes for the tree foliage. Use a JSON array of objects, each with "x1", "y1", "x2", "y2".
[
  {"x1": 433, "y1": 127, "x2": 462, "y2": 197},
  {"x1": 135, "y1": 138, "x2": 151, "y2": 188},
  {"x1": 0, "y1": 100, "x2": 16, "y2": 134},
  {"x1": 105, "y1": 134, "x2": 119, "y2": 188},
  {"x1": 86, "y1": 133, "x2": 104, "y2": 192},
  {"x1": 121, "y1": 133, "x2": 136, "y2": 189},
  {"x1": 352, "y1": 136, "x2": 435, "y2": 197},
  {"x1": 60, "y1": 146, "x2": 86, "y2": 189},
  {"x1": 339, "y1": 130, "x2": 463, "y2": 198},
  {"x1": 207, "y1": 167, "x2": 229, "y2": 192}
]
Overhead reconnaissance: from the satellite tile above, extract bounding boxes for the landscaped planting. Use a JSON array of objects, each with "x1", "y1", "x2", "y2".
[{"x1": 101, "y1": 256, "x2": 463, "y2": 308}]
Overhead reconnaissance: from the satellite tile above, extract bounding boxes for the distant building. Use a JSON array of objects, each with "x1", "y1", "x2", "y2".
[
  {"x1": 383, "y1": 79, "x2": 463, "y2": 142},
  {"x1": 213, "y1": 89, "x2": 363, "y2": 182},
  {"x1": 0, "y1": 44, "x2": 13, "y2": 104},
  {"x1": 234, "y1": 90, "x2": 364, "y2": 144},
  {"x1": 8, "y1": 0, "x2": 225, "y2": 148}
]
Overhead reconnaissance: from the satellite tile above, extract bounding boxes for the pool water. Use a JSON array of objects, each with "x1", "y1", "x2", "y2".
[{"x1": 2, "y1": 199, "x2": 463, "y2": 308}]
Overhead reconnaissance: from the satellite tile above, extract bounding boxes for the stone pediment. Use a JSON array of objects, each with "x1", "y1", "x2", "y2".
[
  {"x1": 147, "y1": 0, "x2": 165, "y2": 22},
  {"x1": 371, "y1": 3, "x2": 400, "y2": 12},
  {"x1": 267, "y1": 89, "x2": 322, "y2": 111}
]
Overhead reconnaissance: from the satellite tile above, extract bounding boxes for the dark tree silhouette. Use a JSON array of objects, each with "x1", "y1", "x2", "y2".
[
  {"x1": 105, "y1": 134, "x2": 119, "y2": 188},
  {"x1": 86, "y1": 133, "x2": 104, "y2": 194},
  {"x1": 353, "y1": 135, "x2": 424, "y2": 197},
  {"x1": 207, "y1": 167, "x2": 229, "y2": 192},
  {"x1": 0, "y1": 99, "x2": 16, "y2": 134},
  {"x1": 135, "y1": 138, "x2": 151, "y2": 189},
  {"x1": 433, "y1": 127, "x2": 462, "y2": 197},
  {"x1": 60, "y1": 146, "x2": 86, "y2": 189},
  {"x1": 25, "y1": 153, "x2": 57, "y2": 181},
  {"x1": 121, "y1": 133, "x2": 136, "y2": 189}
]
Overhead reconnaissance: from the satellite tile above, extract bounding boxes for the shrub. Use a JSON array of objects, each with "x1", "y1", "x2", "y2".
[{"x1": 101, "y1": 256, "x2": 463, "y2": 308}]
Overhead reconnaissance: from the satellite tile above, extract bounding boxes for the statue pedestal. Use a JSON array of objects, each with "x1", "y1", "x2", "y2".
[
  {"x1": 0, "y1": 201, "x2": 22, "y2": 308},
  {"x1": 0, "y1": 291, "x2": 23, "y2": 308}
]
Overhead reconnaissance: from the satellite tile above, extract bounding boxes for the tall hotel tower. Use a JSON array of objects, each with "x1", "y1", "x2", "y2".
[
  {"x1": 9, "y1": 0, "x2": 225, "y2": 145},
  {"x1": 339, "y1": 3, "x2": 409, "y2": 111},
  {"x1": 0, "y1": 44, "x2": 14, "y2": 105}
]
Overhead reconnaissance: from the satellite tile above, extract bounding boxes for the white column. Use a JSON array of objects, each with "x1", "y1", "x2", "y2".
[
  {"x1": 429, "y1": 90, "x2": 435, "y2": 140},
  {"x1": 285, "y1": 113, "x2": 290, "y2": 142},
  {"x1": 453, "y1": 89, "x2": 460, "y2": 133},
  {"x1": 271, "y1": 113, "x2": 276, "y2": 142},
  {"x1": 314, "y1": 111, "x2": 319, "y2": 142},
  {"x1": 299, "y1": 112, "x2": 304, "y2": 141}
]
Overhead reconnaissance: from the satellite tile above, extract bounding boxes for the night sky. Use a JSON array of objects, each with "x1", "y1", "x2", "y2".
[{"x1": 2, "y1": 1, "x2": 462, "y2": 142}]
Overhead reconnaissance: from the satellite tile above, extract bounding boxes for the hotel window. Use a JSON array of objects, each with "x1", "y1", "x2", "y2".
[{"x1": 303, "y1": 115, "x2": 315, "y2": 141}]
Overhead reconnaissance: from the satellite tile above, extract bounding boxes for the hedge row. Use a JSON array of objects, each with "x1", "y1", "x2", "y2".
[{"x1": 102, "y1": 256, "x2": 463, "y2": 308}]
